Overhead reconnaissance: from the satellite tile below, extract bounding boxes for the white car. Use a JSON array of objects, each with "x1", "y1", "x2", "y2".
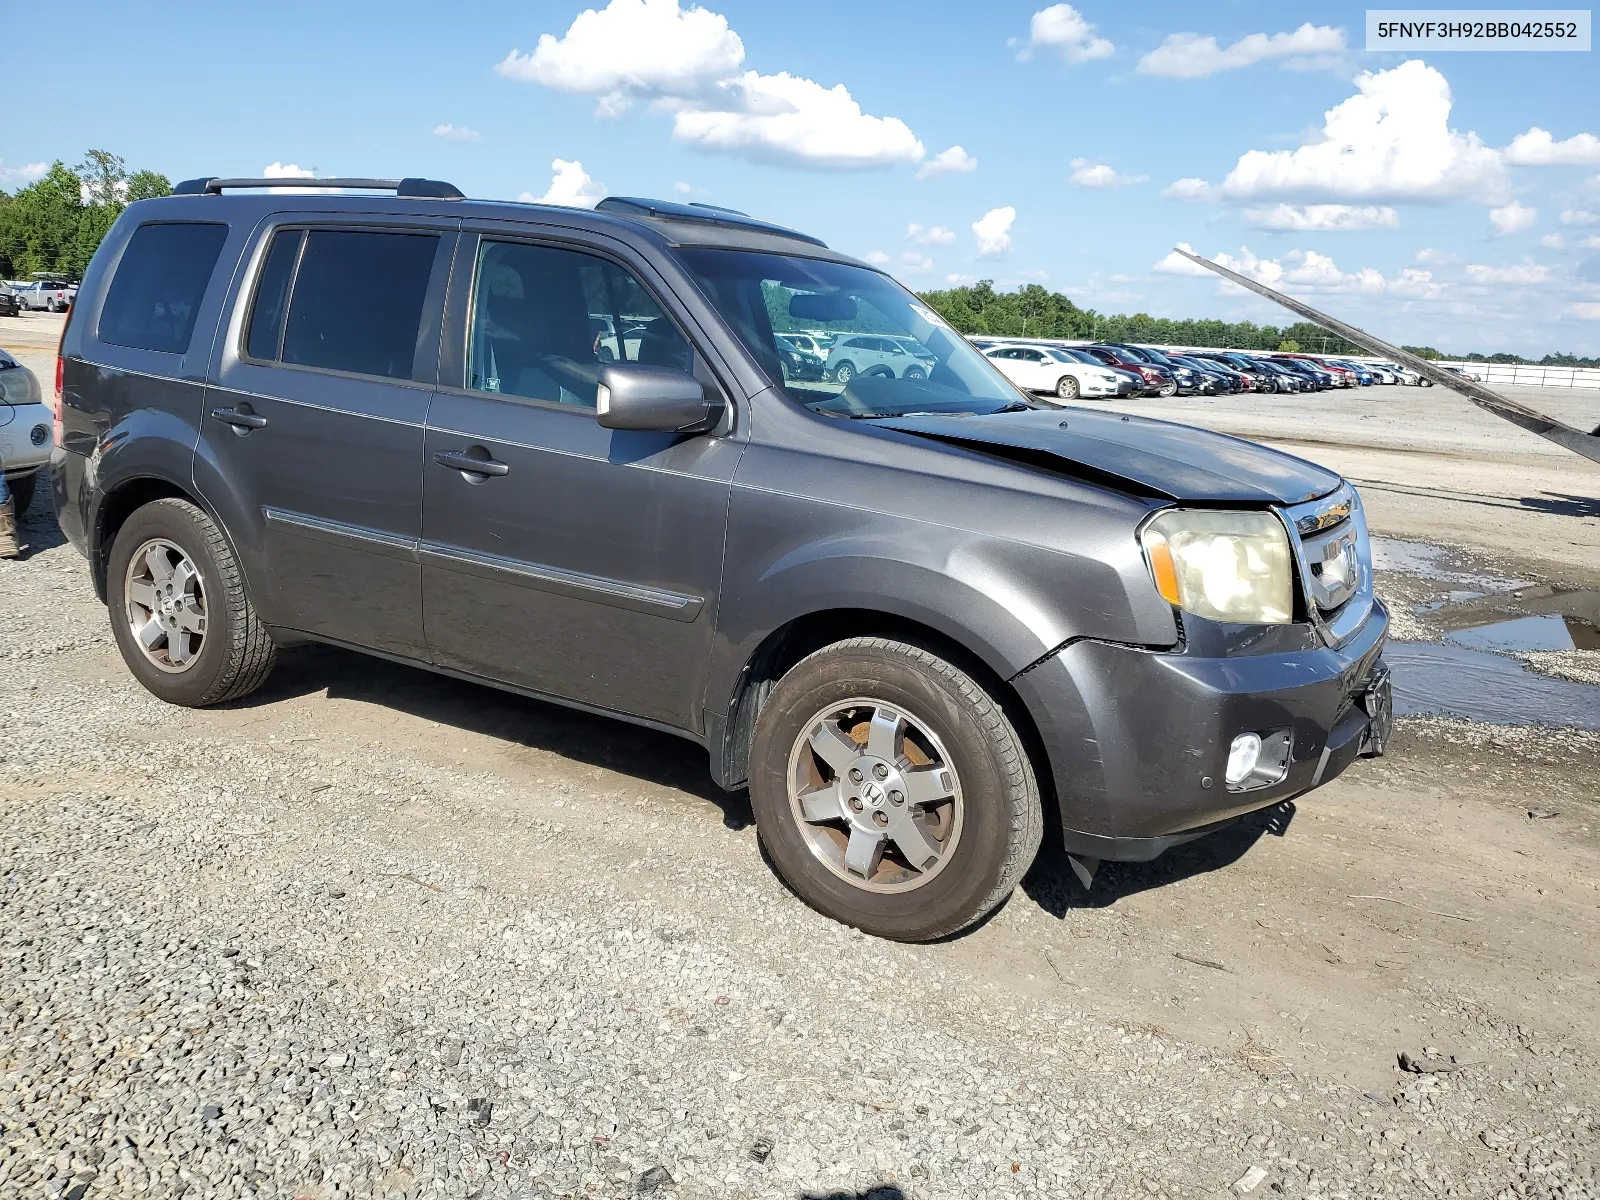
[
  {"x1": 0, "y1": 350, "x2": 50, "y2": 515},
  {"x1": 983, "y1": 344, "x2": 1121, "y2": 401},
  {"x1": 1370, "y1": 361, "x2": 1420, "y2": 385},
  {"x1": 825, "y1": 335, "x2": 932, "y2": 383}
]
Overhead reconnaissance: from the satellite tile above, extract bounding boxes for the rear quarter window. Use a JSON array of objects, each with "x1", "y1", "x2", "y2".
[{"x1": 98, "y1": 222, "x2": 229, "y2": 354}]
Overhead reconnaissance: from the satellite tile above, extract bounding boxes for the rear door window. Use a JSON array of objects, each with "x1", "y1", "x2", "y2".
[
  {"x1": 99, "y1": 222, "x2": 229, "y2": 354},
  {"x1": 264, "y1": 229, "x2": 439, "y2": 380}
]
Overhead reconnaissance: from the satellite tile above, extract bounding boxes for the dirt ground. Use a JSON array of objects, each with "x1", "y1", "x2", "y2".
[{"x1": 3, "y1": 309, "x2": 1599, "y2": 1196}]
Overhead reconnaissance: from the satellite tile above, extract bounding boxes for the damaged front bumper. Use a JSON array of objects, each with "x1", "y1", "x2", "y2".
[{"x1": 1011, "y1": 598, "x2": 1390, "y2": 863}]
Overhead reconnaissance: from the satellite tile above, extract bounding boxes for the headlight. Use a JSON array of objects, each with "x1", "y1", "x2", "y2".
[{"x1": 1140, "y1": 509, "x2": 1294, "y2": 624}]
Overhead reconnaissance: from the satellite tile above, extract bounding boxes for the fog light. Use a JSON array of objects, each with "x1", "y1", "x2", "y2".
[{"x1": 1225, "y1": 733, "x2": 1263, "y2": 785}]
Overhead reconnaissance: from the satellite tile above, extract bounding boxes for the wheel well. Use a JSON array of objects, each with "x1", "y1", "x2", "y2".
[
  {"x1": 91, "y1": 477, "x2": 198, "y2": 600},
  {"x1": 715, "y1": 609, "x2": 1056, "y2": 816}
]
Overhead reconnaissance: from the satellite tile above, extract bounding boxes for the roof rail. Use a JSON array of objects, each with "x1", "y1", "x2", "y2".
[
  {"x1": 170, "y1": 177, "x2": 465, "y2": 200},
  {"x1": 594, "y1": 195, "x2": 826, "y2": 247}
]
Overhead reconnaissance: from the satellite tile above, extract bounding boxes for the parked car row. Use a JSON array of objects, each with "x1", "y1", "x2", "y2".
[{"x1": 969, "y1": 337, "x2": 1429, "y2": 402}]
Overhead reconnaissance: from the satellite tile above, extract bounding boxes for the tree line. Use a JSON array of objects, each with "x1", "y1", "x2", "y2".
[
  {"x1": 0, "y1": 150, "x2": 171, "y2": 279},
  {"x1": 915, "y1": 279, "x2": 1600, "y2": 368}
]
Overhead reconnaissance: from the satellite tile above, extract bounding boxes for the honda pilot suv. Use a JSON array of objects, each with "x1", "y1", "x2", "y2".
[{"x1": 52, "y1": 178, "x2": 1392, "y2": 941}]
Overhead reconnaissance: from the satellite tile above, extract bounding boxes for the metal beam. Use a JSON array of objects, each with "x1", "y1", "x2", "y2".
[{"x1": 1172, "y1": 246, "x2": 1600, "y2": 467}]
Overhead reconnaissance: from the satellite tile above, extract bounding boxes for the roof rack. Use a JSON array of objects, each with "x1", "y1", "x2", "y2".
[
  {"x1": 171, "y1": 177, "x2": 465, "y2": 200},
  {"x1": 595, "y1": 195, "x2": 826, "y2": 247}
]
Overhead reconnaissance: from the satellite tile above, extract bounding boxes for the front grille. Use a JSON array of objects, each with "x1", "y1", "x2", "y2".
[{"x1": 1279, "y1": 484, "x2": 1375, "y2": 646}]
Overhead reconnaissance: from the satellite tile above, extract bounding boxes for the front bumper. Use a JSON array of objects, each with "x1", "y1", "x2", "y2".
[
  {"x1": 1012, "y1": 599, "x2": 1389, "y2": 859},
  {"x1": 1, "y1": 402, "x2": 53, "y2": 474}
]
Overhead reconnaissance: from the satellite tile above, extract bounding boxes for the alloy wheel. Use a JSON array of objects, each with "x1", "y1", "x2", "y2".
[
  {"x1": 123, "y1": 538, "x2": 208, "y2": 673},
  {"x1": 786, "y1": 698, "x2": 964, "y2": 893}
]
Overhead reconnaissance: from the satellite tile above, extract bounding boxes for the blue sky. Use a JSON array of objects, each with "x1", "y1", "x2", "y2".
[{"x1": 8, "y1": 0, "x2": 1600, "y2": 353}]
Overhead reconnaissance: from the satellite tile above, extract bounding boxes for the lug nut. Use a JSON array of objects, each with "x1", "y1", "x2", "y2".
[
  {"x1": 872, "y1": 811, "x2": 888, "y2": 826},
  {"x1": 889, "y1": 790, "x2": 904, "y2": 806},
  {"x1": 848, "y1": 797, "x2": 864, "y2": 812},
  {"x1": 872, "y1": 763, "x2": 889, "y2": 780},
  {"x1": 848, "y1": 767, "x2": 863, "y2": 783}
]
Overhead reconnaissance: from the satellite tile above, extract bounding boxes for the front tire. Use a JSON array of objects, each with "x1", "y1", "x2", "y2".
[
  {"x1": 749, "y1": 637, "x2": 1043, "y2": 942},
  {"x1": 106, "y1": 498, "x2": 277, "y2": 707},
  {"x1": 1158, "y1": 383, "x2": 1177, "y2": 397},
  {"x1": 1055, "y1": 375, "x2": 1079, "y2": 400}
]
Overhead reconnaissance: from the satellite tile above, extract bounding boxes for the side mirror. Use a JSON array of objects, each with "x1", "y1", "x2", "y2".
[{"x1": 596, "y1": 363, "x2": 723, "y2": 433}]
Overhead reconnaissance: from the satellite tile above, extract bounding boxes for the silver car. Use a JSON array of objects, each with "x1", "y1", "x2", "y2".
[{"x1": 0, "y1": 350, "x2": 50, "y2": 514}]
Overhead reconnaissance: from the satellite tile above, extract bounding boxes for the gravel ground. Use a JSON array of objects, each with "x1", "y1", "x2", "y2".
[{"x1": 2, "y1": 469, "x2": 1599, "y2": 1198}]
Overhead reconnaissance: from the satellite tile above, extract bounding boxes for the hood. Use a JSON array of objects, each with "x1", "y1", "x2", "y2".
[{"x1": 872, "y1": 407, "x2": 1341, "y2": 505}]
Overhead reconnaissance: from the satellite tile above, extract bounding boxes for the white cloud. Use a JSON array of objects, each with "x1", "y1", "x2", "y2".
[
  {"x1": 1503, "y1": 127, "x2": 1600, "y2": 166},
  {"x1": 1152, "y1": 243, "x2": 1213, "y2": 276},
  {"x1": 973, "y1": 206, "x2": 1016, "y2": 258},
  {"x1": 671, "y1": 70, "x2": 923, "y2": 169},
  {"x1": 0, "y1": 160, "x2": 48, "y2": 187},
  {"x1": 945, "y1": 272, "x2": 978, "y2": 285},
  {"x1": 432, "y1": 123, "x2": 482, "y2": 142},
  {"x1": 1542, "y1": 233, "x2": 1567, "y2": 249},
  {"x1": 1161, "y1": 177, "x2": 1216, "y2": 202},
  {"x1": 916, "y1": 145, "x2": 977, "y2": 179},
  {"x1": 899, "y1": 252, "x2": 934, "y2": 272},
  {"x1": 1488, "y1": 201, "x2": 1537, "y2": 236},
  {"x1": 496, "y1": 0, "x2": 744, "y2": 117},
  {"x1": 263, "y1": 162, "x2": 316, "y2": 178},
  {"x1": 1241, "y1": 203, "x2": 1398, "y2": 231},
  {"x1": 907, "y1": 223, "x2": 956, "y2": 245},
  {"x1": 863, "y1": 250, "x2": 890, "y2": 265},
  {"x1": 498, "y1": 0, "x2": 934, "y2": 172},
  {"x1": 674, "y1": 180, "x2": 693, "y2": 194},
  {"x1": 1155, "y1": 243, "x2": 1412, "y2": 296},
  {"x1": 1415, "y1": 247, "x2": 1457, "y2": 265},
  {"x1": 1561, "y1": 209, "x2": 1600, "y2": 226},
  {"x1": 1020, "y1": 5, "x2": 1114, "y2": 63},
  {"x1": 1582, "y1": 234, "x2": 1600, "y2": 249},
  {"x1": 1390, "y1": 268, "x2": 1446, "y2": 299},
  {"x1": 1069, "y1": 158, "x2": 1148, "y2": 188},
  {"x1": 1571, "y1": 302, "x2": 1600, "y2": 320},
  {"x1": 1137, "y1": 23, "x2": 1345, "y2": 79},
  {"x1": 519, "y1": 158, "x2": 606, "y2": 208},
  {"x1": 1465, "y1": 263, "x2": 1550, "y2": 285},
  {"x1": 1219, "y1": 60, "x2": 1509, "y2": 204}
]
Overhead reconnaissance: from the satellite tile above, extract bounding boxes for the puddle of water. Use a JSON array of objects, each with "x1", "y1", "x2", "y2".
[
  {"x1": 1371, "y1": 537, "x2": 1534, "y2": 591},
  {"x1": 1447, "y1": 614, "x2": 1600, "y2": 654},
  {"x1": 1386, "y1": 642, "x2": 1600, "y2": 731}
]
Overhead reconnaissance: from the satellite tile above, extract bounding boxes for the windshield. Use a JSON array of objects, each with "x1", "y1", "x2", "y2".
[{"x1": 676, "y1": 249, "x2": 1025, "y2": 418}]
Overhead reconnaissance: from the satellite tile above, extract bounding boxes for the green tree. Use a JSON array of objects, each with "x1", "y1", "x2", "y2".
[
  {"x1": 1277, "y1": 340, "x2": 1301, "y2": 352},
  {"x1": 126, "y1": 170, "x2": 172, "y2": 203}
]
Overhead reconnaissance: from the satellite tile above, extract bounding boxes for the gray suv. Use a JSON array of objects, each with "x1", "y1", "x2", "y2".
[{"x1": 52, "y1": 179, "x2": 1391, "y2": 941}]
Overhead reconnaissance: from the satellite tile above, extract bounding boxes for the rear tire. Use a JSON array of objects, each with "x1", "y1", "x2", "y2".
[
  {"x1": 749, "y1": 637, "x2": 1043, "y2": 942},
  {"x1": 832, "y1": 360, "x2": 856, "y2": 384},
  {"x1": 107, "y1": 498, "x2": 277, "y2": 707},
  {"x1": 1055, "y1": 375, "x2": 1079, "y2": 400},
  {"x1": 8, "y1": 473, "x2": 35, "y2": 516}
]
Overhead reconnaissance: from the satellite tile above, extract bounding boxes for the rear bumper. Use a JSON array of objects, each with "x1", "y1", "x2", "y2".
[{"x1": 1012, "y1": 600, "x2": 1389, "y2": 859}]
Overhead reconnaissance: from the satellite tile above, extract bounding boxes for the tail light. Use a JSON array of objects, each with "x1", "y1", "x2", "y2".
[{"x1": 52, "y1": 302, "x2": 72, "y2": 446}]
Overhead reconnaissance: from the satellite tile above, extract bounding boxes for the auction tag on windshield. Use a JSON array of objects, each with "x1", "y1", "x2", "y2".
[
  {"x1": 1367, "y1": 10, "x2": 1590, "y2": 50},
  {"x1": 909, "y1": 303, "x2": 951, "y2": 329}
]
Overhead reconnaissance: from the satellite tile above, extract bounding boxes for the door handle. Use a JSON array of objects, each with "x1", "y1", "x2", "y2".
[
  {"x1": 433, "y1": 449, "x2": 510, "y2": 477},
  {"x1": 210, "y1": 406, "x2": 268, "y2": 431}
]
